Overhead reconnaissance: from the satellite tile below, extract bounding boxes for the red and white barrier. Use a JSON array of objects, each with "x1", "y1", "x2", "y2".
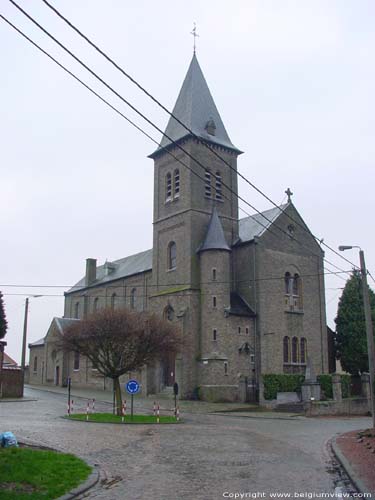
[
  {"x1": 157, "y1": 403, "x2": 160, "y2": 424},
  {"x1": 176, "y1": 406, "x2": 180, "y2": 422},
  {"x1": 86, "y1": 402, "x2": 90, "y2": 421}
]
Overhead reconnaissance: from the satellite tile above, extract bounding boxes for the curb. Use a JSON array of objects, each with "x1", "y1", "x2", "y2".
[
  {"x1": 18, "y1": 439, "x2": 99, "y2": 499},
  {"x1": 57, "y1": 467, "x2": 99, "y2": 500},
  {"x1": 331, "y1": 437, "x2": 374, "y2": 499}
]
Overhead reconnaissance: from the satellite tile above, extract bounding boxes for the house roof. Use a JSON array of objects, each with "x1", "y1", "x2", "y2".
[
  {"x1": 3, "y1": 352, "x2": 18, "y2": 366},
  {"x1": 150, "y1": 54, "x2": 240, "y2": 157},
  {"x1": 197, "y1": 207, "x2": 231, "y2": 253},
  {"x1": 67, "y1": 248, "x2": 152, "y2": 294},
  {"x1": 238, "y1": 204, "x2": 289, "y2": 243}
]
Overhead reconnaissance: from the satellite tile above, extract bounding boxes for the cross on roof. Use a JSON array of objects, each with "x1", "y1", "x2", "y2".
[
  {"x1": 190, "y1": 22, "x2": 199, "y2": 54},
  {"x1": 285, "y1": 187, "x2": 293, "y2": 203}
]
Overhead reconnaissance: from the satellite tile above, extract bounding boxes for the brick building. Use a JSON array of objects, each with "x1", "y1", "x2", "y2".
[{"x1": 29, "y1": 54, "x2": 328, "y2": 402}]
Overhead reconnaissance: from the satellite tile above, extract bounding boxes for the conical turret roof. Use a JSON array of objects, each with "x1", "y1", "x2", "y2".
[
  {"x1": 150, "y1": 54, "x2": 240, "y2": 157},
  {"x1": 197, "y1": 207, "x2": 231, "y2": 253}
]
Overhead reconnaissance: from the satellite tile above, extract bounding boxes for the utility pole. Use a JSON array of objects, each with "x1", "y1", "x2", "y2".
[
  {"x1": 359, "y1": 250, "x2": 375, "y2": 429},
  {"x1": 21, "y1": 297, "x2": 29, "y2": 371}
]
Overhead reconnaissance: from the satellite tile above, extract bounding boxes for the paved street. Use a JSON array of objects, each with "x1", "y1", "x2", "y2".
[{"x1": 0, "y1": 388, "x2": 371, "y2": 499}]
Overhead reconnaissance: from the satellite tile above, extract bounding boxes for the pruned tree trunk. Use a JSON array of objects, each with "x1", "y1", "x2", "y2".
[{"x1": 113, "y1": 376, "x2": 123, "y2": 416}]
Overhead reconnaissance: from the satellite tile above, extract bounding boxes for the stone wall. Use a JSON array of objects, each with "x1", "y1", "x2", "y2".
[
  {"x1": 305, "y1": 398, "x2": 370, "y2": 416},
  {"x1": 0, "y1": 368, "x2": 23, "y2": 398}
]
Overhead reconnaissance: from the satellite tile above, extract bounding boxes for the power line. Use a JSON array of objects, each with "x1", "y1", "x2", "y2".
[
  {"x1": 4, "y1": 3, "x2": 349, "y2": 280},
  {"x1": 0, "y1": 269, "x2": 350, "y2": 292},
  {"x1": 3, "y1": 4, "x2": 350, "y2": 282},
  {"x1": 39, "y1": 0, "x2": 360, "y2": 273}
]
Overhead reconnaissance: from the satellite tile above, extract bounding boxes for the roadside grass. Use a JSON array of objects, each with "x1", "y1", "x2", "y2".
[
  {"x1": 0, "y1": 447, "x2": 91, "y2": 500},
  {"x1": 68, "y1": 413, "x2": 179, "y2": 424}
]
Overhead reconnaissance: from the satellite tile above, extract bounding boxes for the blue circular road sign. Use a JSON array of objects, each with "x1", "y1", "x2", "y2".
[{"x1": 125, "y1": 379, "x2": 140, "y2": 395}]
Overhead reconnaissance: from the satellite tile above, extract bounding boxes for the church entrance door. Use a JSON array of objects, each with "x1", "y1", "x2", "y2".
[{"x1": 163, "y1": 353, "x2": 175, "y2": 386}]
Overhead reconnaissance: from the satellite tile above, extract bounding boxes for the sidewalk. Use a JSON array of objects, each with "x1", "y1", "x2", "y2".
[
  {"x1": 25, "y1": 384, "x2": 299, "y2": 418},
  {"x1": 332, "y1": 429, "x2": 375, "y2": 498}
]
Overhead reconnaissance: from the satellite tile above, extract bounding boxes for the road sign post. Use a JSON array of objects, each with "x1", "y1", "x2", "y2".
[{"x1": 125, "y1": 380, "x2": 140, "y2": 421}]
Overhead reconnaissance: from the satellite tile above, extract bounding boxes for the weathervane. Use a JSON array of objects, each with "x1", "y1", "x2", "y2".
[{"x1": 190, "y1": 22, "x2": 199, "y2": 54}]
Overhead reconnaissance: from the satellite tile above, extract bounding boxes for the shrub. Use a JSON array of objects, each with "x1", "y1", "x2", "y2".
[
  {"x1": 263, "y1": 374, "x2": 305, "y2": 400},
  {"x1": 317, "y1": 375, "x2": 333, "y2": 399}
]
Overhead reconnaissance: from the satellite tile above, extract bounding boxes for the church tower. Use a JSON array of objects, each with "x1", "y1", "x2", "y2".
[
  {"x1": 148, "y1": 54, "x2": 242, "y2": 397},
  {"x1": 149, "y1": 54, "x2": 242, "y2": 291}
]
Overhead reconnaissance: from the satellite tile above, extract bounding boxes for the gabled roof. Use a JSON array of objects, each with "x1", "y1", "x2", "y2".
[
  {"x1": 238, "y1": 204, "x2": 289, "y2": 243},
  {"x1": 3, "y1": 353, "x2": 18, "y2": 366},
  {"x1": 66, "y1": 249, "x2": 153, "y2": 294},
  {"x1": 197, "y1": 207, "x2": 231, "y2": 253},
  {"x1": 54, "y1": 317, "x2": 80, "y2": 334},
  {"x1": 150, "y1": 54, "x2": 240, "y2": 157}
]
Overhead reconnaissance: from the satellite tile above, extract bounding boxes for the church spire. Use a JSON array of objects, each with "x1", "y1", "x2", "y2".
[
  {"x1": 197, "y1": 207, "x2": 231, "y2": 253},
  {"x1": 150, "y1": 54, "x2": 240, "y2": 158}
]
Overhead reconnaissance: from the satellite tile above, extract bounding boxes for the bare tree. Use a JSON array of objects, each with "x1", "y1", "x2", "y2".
[{"x1": 59, "y1": 309, "x2": 180, "y2": 414}]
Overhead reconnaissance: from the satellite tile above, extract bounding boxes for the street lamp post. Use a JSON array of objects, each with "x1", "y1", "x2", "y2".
[{"x1": 339, "y1": 246, "x2": 375, "y2": 429}]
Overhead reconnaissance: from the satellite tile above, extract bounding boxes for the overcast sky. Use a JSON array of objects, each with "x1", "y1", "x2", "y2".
[{"x1": 1, "y1": 1, "x2": 374, "y2": 364}]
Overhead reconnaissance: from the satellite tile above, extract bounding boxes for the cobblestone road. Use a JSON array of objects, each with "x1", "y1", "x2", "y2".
[{"x1": 0, "y1": 388, "x2": 371, "y2": 499}]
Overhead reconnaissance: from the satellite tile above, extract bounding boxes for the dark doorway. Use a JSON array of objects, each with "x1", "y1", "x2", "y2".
[
  {"x1": 55, "y1": 366, "x2": 60, "y2": 386},
  {"x1": 163, "y1": 353, "x2": 175, "y2": 386}
]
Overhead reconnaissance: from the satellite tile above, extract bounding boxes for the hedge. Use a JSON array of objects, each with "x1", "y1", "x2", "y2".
[
  {"x1": 263, "y1": 374, "x2": 305, "y2": 400},
  {"x1": 263, "y1": 373, "x2": 352, "y2": 400}
]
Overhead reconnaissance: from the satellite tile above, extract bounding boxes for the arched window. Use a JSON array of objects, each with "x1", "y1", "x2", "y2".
[
  {"x1": 292, "y1": 337, "x2": 299, "y2": 363},
  {"x1": 73, "y1": 351, "x2": 80, "y2": 371},
  {"x1": 213, "y1": 329, "x2": 217, "y2": 341},
  {"x1": 205, "y1": 170, "x2": 211, "y2": 197},
  {"x1": 130, "y1": 288, "x2": 136, "y2": 309},
  {"x1": 164, "y1": 305, "x2": 174, "y2": 321},
  {"x1": 212, "y1": 268, "x2": 217, "y2": 281},
  {"x1": 111, "y1": 293, "x2": 117, "y2": 310},
  {"x1": 283, "y1": 336, "x2": 290, "y2": 363},
  {"x1": 300, "y1": 338, "x2": 307, "y2": 364},
  {"x1": 166, "y1": 172, "x2": 172, "y2": 201},
  {"x1": 174, "y1": 169, "x2": 180, "y2": 198},
  {"x1": 93, "y1": 297, "x2": 99, "y2": 312},
  {"x1": 284, "y1": 272, "x2": 291, "y2": 295},
  {"x1": 293, "y1": 274, "x2": 300, "y2": 296},
  {"x1": 74, "y1": 302, "x2": 80, "y2": 319},
  {"x1": 213, "y1": 296, "x2": 217, "y2": 308},
  {"x1": 168, "y1": 242, "x2": 177, "y2": 270},
  {"x1": 33, "y1": 356, "x2": 38, "y2": 373},
  {"x1": 215, "y1": 171, "x2": 222, "y2": 200}
]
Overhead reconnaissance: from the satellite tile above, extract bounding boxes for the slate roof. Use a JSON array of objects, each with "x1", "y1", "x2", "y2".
[
  {"x1": 150, "y1": 54, "x2": 240, "y2": 157},
  {"x1": 227, "y1": 292, "x2": 256, "y2": 317},
  {"x1": 238, "y1": 204, "x2": 289, "y2": 243},
  {"x1": 67, "y1": 249, "x2": 152, "y2": 294},
  {"x1": 197, "y1": 207, "x2": 231, "y2": 253},
  {"x1": 28, "y1": 337, "x2": 45, "y2": 348},
  {"x1": 54, "y1": 317, "x2": 80, "y2": 334}
]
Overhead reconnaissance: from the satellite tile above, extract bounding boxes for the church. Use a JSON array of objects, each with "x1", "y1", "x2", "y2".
[{"x1": 28, "y1": 54, "x2": 328, "y2": 402}]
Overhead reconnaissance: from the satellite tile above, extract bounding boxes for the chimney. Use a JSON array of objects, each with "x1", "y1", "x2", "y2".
[{"x1": 85, "y1": 258, "x2": 97, "y2": 286}]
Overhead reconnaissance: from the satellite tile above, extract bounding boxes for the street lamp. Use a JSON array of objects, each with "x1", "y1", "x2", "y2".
[{"x1": 339, "y1": 245, "x2": 375, "y2": 429}]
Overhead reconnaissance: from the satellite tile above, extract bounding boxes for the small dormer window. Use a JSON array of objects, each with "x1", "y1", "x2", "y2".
[{"x1": 205, "y1": 118, "x2": 216, "y2": 136}]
